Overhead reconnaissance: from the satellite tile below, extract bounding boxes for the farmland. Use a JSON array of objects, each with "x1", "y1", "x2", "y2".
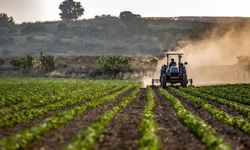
[{"x1": 0, "y1": 78, "x2": 250, "y2": 150}]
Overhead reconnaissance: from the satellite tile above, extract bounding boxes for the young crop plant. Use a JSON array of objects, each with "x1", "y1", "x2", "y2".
[
  {"x1": 139, "y1": 86, "x2": 160, "y2": 150},
  {"x1": 197, "y1": 86, "x2": 250, "y2": 105},
  {"x1": 159, "y1": 87, "x2": 231, "y2": 150},
  {"x1": 0, "y1": 84, "x2": 121, "y2": 116},
  {"x1": 65, "y1": 86, "x2": 141, "y2": 150},
  {"x1": 0, "y1": 85, "x2": 133, "y2": 150},
  {"x1": 0, "y1": 85, "x2": 121, "y2": 127},
  {"x1": 170, "y1": 87, "x2": 250, "y2": 135},
  {"x1": 180, "y1": 87, "x2": 250, "y2": 118},
  {"x1": 0, "y1": 78, "x2": 129, "y2": 108}
]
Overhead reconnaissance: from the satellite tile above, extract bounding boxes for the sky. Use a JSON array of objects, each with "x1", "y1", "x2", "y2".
[{"x1": 1, "y1": 0, "x2": 250, "y2": 23}]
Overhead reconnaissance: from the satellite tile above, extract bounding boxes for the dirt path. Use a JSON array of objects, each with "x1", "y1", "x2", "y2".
[
  {"x1": 171, "y1": 91, "x2": 250, "y2": 150},
  {"x1": 94, "y1": 88, "x2": 146, "y2": 150},
  {"x1": 153, "y1": 88, "x2": 205, "y2": 150},
  {"x1": 0, "y1": 87, "x2": 124, "y2": 139},
  {"x1": 26, "y1": 87, "x2": 135, "y2": 150}
]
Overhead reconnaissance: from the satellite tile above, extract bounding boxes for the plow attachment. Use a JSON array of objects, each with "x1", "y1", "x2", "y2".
[{"x1": 151, "y1": 78, "x2": 193, "y2": 87}]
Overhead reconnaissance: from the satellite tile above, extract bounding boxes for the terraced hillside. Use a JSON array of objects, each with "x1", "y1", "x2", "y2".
[{"x1": 0, "y1": 78, "x2": 250, "y2": 150}]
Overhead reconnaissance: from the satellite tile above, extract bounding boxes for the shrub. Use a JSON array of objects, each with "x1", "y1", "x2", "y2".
[
  {"x1": 97, "y1": 56, "x2": 131, "y2": 78},
  {"x1": 22, "y1": 24, "x2": 46, "y2": 34},
  {"x1": 0, "y1": 58, "x2": 4, "y2": 65}
]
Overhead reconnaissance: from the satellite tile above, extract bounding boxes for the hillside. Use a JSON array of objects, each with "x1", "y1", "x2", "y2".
[{"x1": 0, "y1": 16, "x2": 229, "y2": 57}]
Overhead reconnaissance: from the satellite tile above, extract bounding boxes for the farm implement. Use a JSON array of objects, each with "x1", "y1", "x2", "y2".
[{"x1": 152, "y1": 52, "x2": 193, "y2": 88}]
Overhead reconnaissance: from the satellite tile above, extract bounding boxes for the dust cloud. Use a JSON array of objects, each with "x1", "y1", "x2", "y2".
[
  {"x1": 178, "y1": 21, "x2": 250, "y2": 85},
  {"x1": 142, "y1": 21, "x2": 250, "y2": 87}
]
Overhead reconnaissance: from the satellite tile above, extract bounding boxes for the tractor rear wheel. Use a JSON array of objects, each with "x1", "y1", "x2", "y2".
[
  {"x1": 182, "y1": 74, "x2": 188, "y2": 87},
  {"x1": 161, "y1": 74, "x2": 167, "y2": 88}
]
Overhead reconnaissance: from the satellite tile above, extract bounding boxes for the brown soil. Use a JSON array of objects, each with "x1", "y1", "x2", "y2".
[
  {"x1": 94, "y1": 88, "x2": 146, "y2": 150},
  {"x1": 201, "y1": 98, "x2": 249, "y2": 119},
  {"x1": 153, "y1": 88, "x2": 206, "y2": 150},
  {"x1": 171, "y1": 90, "x2": 250, "y2": 150},
  {"x1": 2, "y1": 86, "x2": 250, "y2": 150},
  {"x1": 0, "y1": 108, "x2": 62, "y2": 139},
  {"x1": 26, "y1": 87, "x2": 135, "y2": 150},
  {"x1": 0, "y1": 86, "x2": 125, "y2": 139},
  {"x1": 186, "y1": 92, "x2": 250, "y2": 119}
]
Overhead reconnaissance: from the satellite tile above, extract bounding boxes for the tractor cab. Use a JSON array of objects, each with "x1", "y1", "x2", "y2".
[{"x1": 152, "y1": 52, "x2": 193, "y2": 88}]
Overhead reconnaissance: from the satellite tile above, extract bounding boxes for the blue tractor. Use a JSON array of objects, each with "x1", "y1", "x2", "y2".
[{"x1": 152, "y1": 52, "x2": 193, "y2": 88}]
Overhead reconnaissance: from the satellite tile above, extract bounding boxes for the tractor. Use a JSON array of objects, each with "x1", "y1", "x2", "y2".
[{"x1": 152, "y1": 52, "x2": 193, "y2": 88}]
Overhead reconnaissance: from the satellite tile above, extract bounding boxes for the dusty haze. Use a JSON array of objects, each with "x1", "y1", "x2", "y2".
[
  {"x1": 142, "y1": 21, "x2": 250, "y2": 86},
  {"x1": 179, "y1": 21, "x2": 250, "y2": 85}
]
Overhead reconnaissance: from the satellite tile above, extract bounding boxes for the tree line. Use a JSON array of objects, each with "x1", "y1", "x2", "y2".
[{"x1": 0, "y1": 0, "x2": 144, "y2": 46}]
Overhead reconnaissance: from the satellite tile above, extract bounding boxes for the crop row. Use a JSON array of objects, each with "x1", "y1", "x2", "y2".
[
  {"x1": 197, "y1": 85, "x2": 250, "y2": 105},
  {"x1": 0, "y1": 81, "x2": 123, "y2": 115},
  {"x1": 0, "y1": 84, "x2": 126, "y2": 127},
  {"x1": 159, "y1": 87, "x2": 231, "y2": 150},
  {"x1": 0, "y1": 84, "x2": 133, "y2": 149},
  {"x1": 139, "y1": 87, "x2": 159, "y2": 150},
  {"x1": 170, "y1": 87, "x2": 250, "y2": 135},
  {"x1": 0, "y1": 85, "x2": 120, "y2": 116},
  {"x1": 0, "y1": 80, "x2": 80, "y2": 107},
  {"x1": 65, "y1": 86, "x2": 141, "y2": 150},
  {"x1": 0, "y1": 79, "x2": 129, "y2": 107},
  {"x1": 180, "y1": 87, "x2": 250, "y2": 118},
  {"x1": 199, "y1": 84, "x2": 250, "y2": 90}
]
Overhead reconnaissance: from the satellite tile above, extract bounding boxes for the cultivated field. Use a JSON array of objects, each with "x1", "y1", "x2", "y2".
[{"x1": 0, "y1": 78, "x2": 250, "y2": 150}]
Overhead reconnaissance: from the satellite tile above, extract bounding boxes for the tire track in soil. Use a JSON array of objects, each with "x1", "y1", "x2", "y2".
[
  {"x1": 170, "y1": 90, "x2": 250, "y2": 150},
  {"x1": 94, "y1": 88, "x2": 146, "y2": 150},
  {"x1": 26, "y1": 87, "x2": 135, "y2": 150},
  {"x1": 153, "y1": 87, "x2": 205, "y2": 150},
  {"x1": 0, "y1": 86, "x2": 125, "y2": 140}
]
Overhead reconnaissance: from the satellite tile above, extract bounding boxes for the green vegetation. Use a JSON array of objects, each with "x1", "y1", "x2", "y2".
[
  {"x1": 119, "y1": 11, "x2": 144, "y2": 33},
  {"x1": 97, "y1": 56, "x2": 132, "y2": 78},
  {"x1": 170, "y1": 87, "x2": 250, "y2": 134},
  {"x1": 0, "y1": 10, "x2": 213, "y2": 56},
  {"x1": 10, "y1": 55, "x2": 33, "y2": 71},
  {"x1": 59, "y1": 0, "x2": 84, "y2": 21},
  {"x1": 159, "y1": 87, "x2": 231, "y2": 150},
  {"x1": 64, "y1": 86, "x2": 140, "y2": 150},
  {"x1": 196, "y1": 85, "x2": 250, "y2": 105},
  {"x1": 0, "y1": 84, "x2": 120, "y2": 116},
  {"x1": 0, "y1": 78, "x2": 249, "y2": 149},
  {"x1": 9, "y1": 52, "x2": 55, "y2": 73},
  {"x1": 180, "y1": 87, "x2": 250, "y2": 118},
  {"x1": 139, "y1": 87, "x2": 159, "y2": 150},
  {"x1": 0, "y1": 58, "x2": 4, "y2": 65},
  {"x1": 0, "y1": 13, "x2": 15, "y2": 45},
  {"x1": 38, "y1": 52, "x2": 55, "y2": 73},
  {"x1": 0, "y1": 83, "x2": 120, "y2": 127},
  {"x1": 21, "y1": 23, "x2": 46, "y2": 34},
  {"x1": 0, "y1": 79, "x2": 134, "y2": 149}
]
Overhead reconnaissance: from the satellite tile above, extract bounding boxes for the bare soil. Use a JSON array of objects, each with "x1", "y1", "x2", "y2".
[
  {"x1": 94, "y1": 89, "x2": 146, "y2": 150},
  {"x1": 153, "y1": 88, "x2": 206, "y2": 150},
  {"x1": 26, "y1": 87, "x2": 135, "y2": 150},
  {"x1": 1, "y1": 86, "x2": 250, "y2": 150},
  {"x1": 171, "y1": 90, "x2": 250, "y2": 150},
  {"x1": 187, "y1": 91, "x2": 250, "y2": 119},
  {"x1": 0, "y1": 87, "x2": 125, "y2": 139}
]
